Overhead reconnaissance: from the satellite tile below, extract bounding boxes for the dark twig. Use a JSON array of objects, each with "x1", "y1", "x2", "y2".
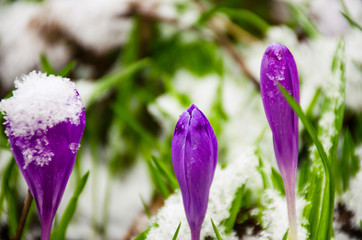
[{"x1": 12, "y1": 189, "x2": 33, "y2": 240}]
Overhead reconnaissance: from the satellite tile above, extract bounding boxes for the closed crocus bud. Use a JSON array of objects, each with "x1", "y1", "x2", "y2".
[
  {"x1": 172, "y1": 104, "x2": 218, "y2": 240},
  {"x1": 0, "y1": 71, "x2": 85, "y2": 240},
  {"x1": 260, "y1": 43, "x2": 300, "y2": 240}
]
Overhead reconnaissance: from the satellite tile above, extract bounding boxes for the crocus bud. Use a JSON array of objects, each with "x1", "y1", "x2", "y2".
[
  {"x1": 171, "y1": 104, "x2": 218, "y2": 240},
  {"x1": 260, "y1": 43, "x2": 300, "y2": 240},
  {"x1": 0, "y1": 71, "x2": 85, "y2": 240}
]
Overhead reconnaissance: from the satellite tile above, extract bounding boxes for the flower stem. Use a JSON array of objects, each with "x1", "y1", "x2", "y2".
[
  {"x1": 41, "y1": 220, "x2": 52, "y2": 240},
  {"x1": 285, "y1": 179, "x2": 297, "y2": 240},
  {"x1": 191, "y1": 227, "x2": 201, "y2": 240},
  {"x1": 12, "y1": 189, "x2": 33, "y2": 240}
]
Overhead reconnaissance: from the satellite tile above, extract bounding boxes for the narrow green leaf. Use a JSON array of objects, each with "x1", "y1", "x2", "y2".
[
  {"x1": 256, "y1": 157, "x2": 271, "y2": 189},
  {"x1": 51, "y1": 171, "x2": 90, "y2": 240},
  {"x1": 134, "y1": 226, "x2": 152, "y2": 240},
  {"x1": 306, "y1": 87, "x2": 321, "y2": 117},
  {"x1": 211, "y1": 218, "x2": 223, "y2": 240},
  {"x1": 171, "y1": 222, "x2": 182, "y2": 240},
  {"x1": 223, "y1": 184, "x2": 245, "y2": 234},
  {"x1": 88, "y1": 59, "x2": 150, "y2": 105},
  {"x1": 140, "y1": 195, "x2": 151, "y2": 219},
  {"x1": 277, "y1": 83, "x2": 330, "y2": 176},
  {"x1": 40, "y1": 54, "x2": 56, "y2": 75},
  {"x1": 340, "y1": 12, "x2": 362, "y2": 31},
  {"x1": 147, "y1": 159, "x2": 170, "y2": 198},
  {"x1": 57, "y1": 60, "x2": 77, "y2": 77},
  {"x1": 271, "y1": 167, "x2": 285, "y2": 196},
  {"x1": 282, "y1": 229, "x2": 289, "y2": 240},
  {"x1": 298, "y1": 160, "x2": 309, "y2": 192},
  {"x1": 151, "y1": 156, "x2": 178, "y2": 190}
]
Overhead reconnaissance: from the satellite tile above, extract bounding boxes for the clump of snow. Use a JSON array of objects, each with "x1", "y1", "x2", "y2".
[
  {"x1": 342, "y1": 146, "x2": 362, "y2": 227},
  {"x1": 0, "y1": 71, "x2": 83, "y2": 137},
  {"x1": 146, "y1": 149, "x2": 261, "y2": 240},
  {"x1": 0, "y1": 71, "x2": 83, "y2": 168},
  {"x1": 259, "y1": 189, "x2": 308, "y2": 240}
]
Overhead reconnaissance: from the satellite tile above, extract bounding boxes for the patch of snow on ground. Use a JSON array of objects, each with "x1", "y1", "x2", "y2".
[{"x1": 259, "y1": 189, "x2": 308, "y2": 240}]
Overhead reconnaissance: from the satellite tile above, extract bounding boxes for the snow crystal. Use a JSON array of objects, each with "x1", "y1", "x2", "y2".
[
  {"x1": 259, "y1": 189, "x2": 308, "y2": 240},
  {"x1": 146, "y1": 149, "x2": 260, "y2": 240},
  {"x1": 0, "y1": 71, "x2": 84, "y2": 138}
]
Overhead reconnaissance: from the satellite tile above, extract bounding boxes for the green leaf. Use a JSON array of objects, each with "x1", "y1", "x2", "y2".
[
  {"x1": 134, "y1": 226, "x2": 152, "y2": 240},
  {"x1": 211, "y1": 218, "x2": 223, "y2": 240},
  {"x1": 277, "y1": 84, "x2": 330, "y2": 182},
  {"x1": 146, "y1": 159, "x2": 170, "y2": 198},
  {"x1": 3, "y1": 160, "x2": 19, "y2": 236},
  {"x1": 51, "y1": 171, "x2": 90, "y2": 240},
  {"x1": 340, "y1": 129, "x2": 359, "y2": 192},
  {"x1": 298, "y1": 160, "x2": 309, "y2": 192},
  {"x1": 57, "y1": 60, "x2": 77, "y2": 77},
  {"x1": 282, "y1": 229, "x2": 289, "y2": 240},
  {"x1": 223, "y1": 184, "x2": 245, "y2": 234},
  {"x1": 40, "y1": 54, "x2": 56, "y2": 75},
  {"x1": 271, "y1": 167, "x2": 285, "y2": 196},
  {"x1": 88, "y1": 58, "x2": 150, "y2": 105},
  {"x1": 140, "y1": 195, "x2": 151, "y2": 219},
  {"x1": 171, "y1": 222, "x2": 181, "y2": 240},
  {"x1": 151, "y1": 156, "x2": 179, "y2": 191},
  {"x1": 256, "y1": 157, "x2": 271, "y2": 189},
  {"x1": 340, "y1": 12, "x2": 362, "y2": 31}
]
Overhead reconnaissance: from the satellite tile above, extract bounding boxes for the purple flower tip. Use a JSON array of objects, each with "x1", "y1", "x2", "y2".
[
  {"x1": 172, "y1": 104, "x2": 218, "y2": 240},
  {"x1": 0, "y1": 71, "x2": 85, "y2": 240},
  {"x1": 260, "y1": 43, "x2": 300, "y2": 240}
]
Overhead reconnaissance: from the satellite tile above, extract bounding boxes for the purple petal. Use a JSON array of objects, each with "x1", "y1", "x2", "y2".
[
  {"x1": 172, "y1": 104, "x2": 217, "y2": 240},
  {"x1": 260, "y1": 43, "x2": 299, "y2": 239},
  {"x1": 8, "y1": 111, "x2": 85, "y2": 239}
]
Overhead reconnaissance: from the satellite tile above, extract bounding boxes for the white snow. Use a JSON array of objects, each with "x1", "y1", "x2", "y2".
[
  {"x1": 0, "y1": 71, "x2": 83, "y2": 168},
  {"x1": 259, "y1": 189, "x2": 308, "y2": 240},
  {"x1": 342, "y1": 146, "x2": 362, "y2": 227}
]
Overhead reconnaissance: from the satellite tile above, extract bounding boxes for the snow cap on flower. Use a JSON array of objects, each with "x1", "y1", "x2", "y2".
[
  {"x1": 0, "y1": 71, "x2": 85, "y2": 240},
  {"x1": 260, "y1": 43, "x2": 300, "y2": 240},
  {"x1": 171, "y1": 104, "x2": 218, "y2": 240}
]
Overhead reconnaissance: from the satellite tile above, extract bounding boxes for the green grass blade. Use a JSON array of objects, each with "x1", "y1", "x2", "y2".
[
  {"x1": 88, "y1": 59, "x2": 150, "y2": 105},
  {"x1": 151, "y1": 156, "x2": 178, "y2": 190},
  {"x1": 51, "y1": 171, "x2": 90, "y2": 240},
  {"x1": 57, "y1": 60, "x2": 77, "y2": 77},
  {"x1": 171, "y1": 222, "x2": 181, "y2": 240},
  {"x1": 146, "y1": 159, "x2": 170, "y2": 198},
  {"x1": 340, "y1": 12, "x2": 362, "y2": 31},
  {"x1": 282, "y1": 229, "x2": 289, "y2": 240},
  {"x1": 277, "y1": 83, "x2": 330, "y2": 174},
  {"x1": 211, "y1": 218, "x2": 223, "y2": 240},
  {"x1": 40, "y1": 54, "x2": 56, "y2": 75},
  {"x1": 223, "y1": 184, "x2": 245, "y2": 234},
  {"x1": 140, "y1": 195, "x2": 151, "y2": 219},
  {"x1": 271, "y1": 167, "x2": 285, "y2": 196}
]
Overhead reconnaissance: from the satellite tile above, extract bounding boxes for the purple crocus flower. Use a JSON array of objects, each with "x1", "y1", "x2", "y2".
[
  {"x1": 260, "y1": 43, "x2": 299, "y2": 240},
  {"x1": 171, "y1": 104, "x2": 218, "y2": 240},
  {"x1": 0, "y1": 71, "x2": 85, "y2": 240}
]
